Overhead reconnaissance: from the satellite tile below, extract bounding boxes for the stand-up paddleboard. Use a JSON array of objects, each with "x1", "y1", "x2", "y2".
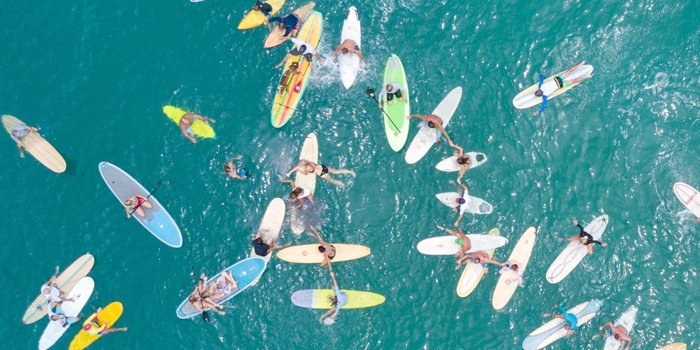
[
  {"x1": 271, "y1": 11, "x2": 323, "y2": 127},
  {"x1": 513, "y1": 64, "x2": 594, "y2": 109},
  {"x1": 68, "y1": 302, "x2": 123, "y2": 350},
  {"x1": 237, "y1": 0, "x2": 285, "y2": 30},
  {"x1": 417, "y1": 230, "x2": 507, "y2": 256},
  {"x1": 23, "y1": 254, "x2": 95, "y2": 325},
  {"x1": 436, "y1": 192, "x2": 493, "y2": 214},
  {"x1": 492, "y1": 227, "x2": 536, "y2": 310},
  {"x1": 2, "y1": 115, "x2": 66, "y2": 173},
  {"x1": 291, "y1": 133, "x2": 318, "y2": 234},
  {"x1": 673, "y1": 182, "x2": 700, "y2": 218},
  {"x1": 382, "y1": 54, "x2": 410, "y2": 152},
  {"x1": 456, "y1": 228, "x2": 501, "y2": 298},
  {"x1": 405, "y1": 87, "x2": 462, "y2": 164},
  {"x1": 546, "y1": 215, "x2": 608, "y2": 284},
  {"x1": 338, "y1": 6, "x2": 361, "y2": 89},
  {"x1": 98, "y1": 162, "x2": 182, "y2": 248},
  {"x1": 291, "y1": 289, "x2": 385, "y2": 309},
  {"x1": 604, "y1": 306, "x2": 638, "y2": 350},
  {"x1": 522, "y1": 299, "x2": 603, "y2": 350},
  {"x1": 656, "y1": 343, "x2": 687, "y2": 350},
  {"x1": 436, "y1": 152, "x2": 488, "y2": 172},
  {"x1": 250, "y1": 198, "x2": 286, "y2": 263},
  {"x1": 263, "y1": 2, "x2": 315, "y2": 48},
  {"x1": 176, "y1": 257, "x2": 266, "y2": 319},
  {"x1": 277, "y1": 244, "x2": 370, "y2": 263},
  {"x1": 38, "y1": 277, "x2": 95, "y2": 350},
  {"x1": 162, "y1": 106, "x2": 215, "y2": 139}
]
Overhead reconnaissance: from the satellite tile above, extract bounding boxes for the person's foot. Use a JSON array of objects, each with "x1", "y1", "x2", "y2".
[{"x1": 349, "y1": 171, "x2": 356, "y2": 177}]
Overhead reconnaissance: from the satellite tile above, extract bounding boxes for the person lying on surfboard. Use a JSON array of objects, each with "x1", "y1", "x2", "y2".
[
  {"x1": 598, "y1": 321, "x2": 633, "y2": 350},
  {"x1": 179, "y1": 113, "x2": 209, "y2": 144},
  {"x1": 252, "y1": 236, "x2": 287, "y2": 257},
  {"x1": 318, "y1": 266, "x2": 348, "y2": 325},
  {"x1": 9, "y1": 123, "x2": 37, "y2": 158},
  {"x1": 41, "y1": 275, "x2": 72, "y2": 304},
  {"x1": 533, "y1": 61, "x2": 592, "y2": 116},
  {"x1": 377, "y1": 82, "x2": 408, "y2": 108},
  {"x1": 124, "y1": 194, "x2": 153, "y2": 219},
  {"x1": 498, "y1": 261, "x2": 525, "y2": 287},
  {"x1": 267, "y1": 12, "x2": 301, "y2": 37},
  {"x1": 309, "y1": 226, "x2": 336, "y2": 268},
  {"x1": 82, "y1": 307, "x2": 128, "y2": 335},
  {"x1": 568, "y1": 219, "x2": 608, "y2": 255},
  {"x1": 274, "y1": 38, "x2": 324, "y2": 73},
  {"x1": 436, "y1": 225, "x2": 471, "y2": 259},
  {"x1": 448, "y1": 144, "x2": 474, "y2": 185},
  {"x1": 407, "y1": 113, "x2": 454, "y2": 145},
  {"x1": 48, "y1": 301, "x2": 81, "y2": 328},
  {"x1": 453, "y1": 182, "x2": 471, "y2": 227},
  {"x1": 279, "y1": 176, "x2": 315, "y2": 208},
  {"x1": 331, "y1": 39, "x2": 365, "y2": 65},
  {"x1": 252, "y1": 0, "x2": 273, "y2": 20},
  {"x1": 188, "y1": 277, "x2": 225, "y2": 316},
  {"x1": 456, "y1": 251, "x2": 503, "y2": 271},
  {"x1": 224, "y1": 156, "x2": 249, "y2": 180},
  {"x1": 205, "y1": 271, "x2": 239, "y2": 301},
  {"x1": 286, "y1": 159, "x2": 356, "y2": 187},
  {"x1": 544, "y1": 304, "x2": 579, "y2": 337}
]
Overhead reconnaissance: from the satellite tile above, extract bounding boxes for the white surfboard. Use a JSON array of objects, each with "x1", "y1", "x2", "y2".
[
  {"x1": 417, "y1": 232, "x2": 508, "y2": 256},
  {"x1": 604, "y1": 306, "x2": 638, "y2": 350},
  {"x1": 546, "y1": 215, "x2": 609, "y2": 284},
  {"x1": 38, "y1": 277, "x2": 94, "y2": 350},
  {"x1": 456, "y1": 228, "x2": 500, "y2": 297},
  {"x1": 405, "y1": 87, "x2": 462, "y2": 164},
  {"x1": 513, "y1": 65, "x2": 594, "y2": 109},
  {"x1": 435, "y1": 152, "x2": 488, "y2": 172},
  {"x1": 436, "y1": 192, "x2": 493, "y2": 214},
  {"x1": 522, "y1": 299, "x2": 603, "y2": 350},
  {"x1": 291, "y1": 133, "x2": 318, "y2": 235},
  {"x1": 492, "y1": 227, "x2": 537, "y2": 310},
  {"x1": 338, "y1": 7, "x2": 361, "y2": 89},
  {"x1": 673, "y1": 182, "x2": 700, "y2": 217},
  {"x1": 250, "y1": 198, "x2": 286, "y2": 263}
]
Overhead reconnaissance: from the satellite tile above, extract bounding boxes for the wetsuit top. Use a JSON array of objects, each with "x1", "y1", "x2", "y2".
[
  {"x1": 294, "y1": 186, "x2": 311, "y2": 199},
  {"x1": 253, "y1": 240, "x2": 270, "y2": 256},
  {"x1": 377, "y1": 82, "x2": 406, "y2": 101},
  {"x1": 255, "y1": 0, "x2": 273, "y2": 16},
  {"x1": 289, "y1": 38, "x2": 317, "y2": 55},
  {"x1": 10, "y1": 124, "x2": 30, "y2": 142},
  {"x1": 459, "y1": 189, "x2": 472, "y2": 214},
  {"x1": 557, "y1": 306, "x2": 579, "y2": 330},
  {"x1": 41, "y1": 284, "x2": 61, "y2": 302},
  {"x1": 576, "y1": 224, "x2": 603, "y2": 246},
  {"x1": 334, "y1": 285, "x2": 349, "y2": 309},
  {"x1": 269, "y1": 14, "x2": 300, "y2": 36}
]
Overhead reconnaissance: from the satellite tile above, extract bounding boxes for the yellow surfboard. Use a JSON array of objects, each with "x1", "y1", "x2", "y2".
[
  {"x1": 263, "y1": 2, "x2": 315, "y2": 48},
  {"x1": 162, "y1": 106, "x2": 215, "y2": 139},
  {"x1": 291, "y1": 289, "x2": 385, "y2": 309},
  {"x1": 2, "y1": 115, "x2": 66, "y2": 173},
  {"x1": 69, "y1": 302, "x2": 124, "y2": 350},
  {"x1": 456, "y1": 228, "x2": 500, "y2": 297},
  {"x1": 237, "y1": 0, "x2": 285, "y2": 30}
]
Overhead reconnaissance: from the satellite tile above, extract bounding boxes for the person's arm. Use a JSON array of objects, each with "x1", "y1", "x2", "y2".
[
  {"x1": 565, "y1": 329, "x2": 574, "y2": 337},
  {"x1": 436, "y1": 124, "x2": 453, "y2": 144},
  {"x1": 296, "y1": 197, "x2": 304, "y2": 209},
  {"x1": 587, "y1": 244, "x2": 594, "y2": 255},
  {"x1": 376, "y1": 87, "x2": 388, "y2": 107},
  {"x1": 279, "y1": 176, "x2": 294, "y2": 187},
  {"x1": 309, "y1": 226, "x2": 326, "y2": 245},
  {"x1": 563, "y1": 62, "x2": 584, "y2": 75},
  {"x1": 125, "y1": 205, "x2": 131, "y2": 218},
  {"x1": 179, "y1": 124, "x2": 197, "y2": 143},
  {"x1": 598, "y1": 321, "x2": 613, "y2": 331},
  {"x1": 314, "y1": 52, "x2": 323, "y2": 65},
  {"x1": 460, "y1": 182, "x2": 468, "y2": 193},
  {"x1": 355, "y1": 50, "x2": 365, "y2": 62},
  {"x1": 537, "y1": 73, "x2": 545, "y2": 90},
  {"x1": 407, "y1": 114, "x2": 427, "y2": 122},
  {"x1": 533, "y1": 95, "x2": 548, "y2": 115},
  {"x1": 454, "y1": 213, "x2": 463, "y2": 227},
  {"x1": 623, "y1": 337, "x2": 632, "y2": 350}
]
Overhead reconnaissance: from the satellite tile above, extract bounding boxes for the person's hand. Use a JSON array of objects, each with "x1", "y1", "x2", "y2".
[
  {"x1": 553, "y1": 304, "x2": 558, "y2": 308},
  {"x1": 599, "y1": 325, "x2": 604, "y2": 330},
  {"x1": 532, "y1": 110, "x2": 539, "y2": 116},
  {"x1": 377, "y1": 103, "x2": 382, "y2": 109},
  {"x1": 572, "y1": 219, "x2": 578, "y2": 226},
  {"x1": 602, "y1": 242, "x2": 608, "y2": 248}
]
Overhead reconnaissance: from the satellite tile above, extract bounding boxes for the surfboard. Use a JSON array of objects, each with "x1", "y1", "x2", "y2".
[
  {"x1": 522, "y1": 299, "x2": 603, "y2": 350},
  {"x1": 417, "y1": 230, "x2": 507, "y2": 256},
  {"x1": 2, "y1": 115, "x2": 66, "y2": 173},
  {"x1": 546, "y1": 215, "x2": 608, "y2": 284},
  {"x1": 513, "y1": 64, "x2": 594, "y2": 109},
  {"x1": 604, "y1": 306, "x2": 638, "y2": 350},
  {"x1": 176, "y1": 257, "x2": 267, "y2": 319},
  {"x1": 656, "y1": 343, "x2": 687, "y2": 350},
  {"x1": 162, "y1": 106, "x2": 215, "y2": 139},
  {"x1": 237, "y1": 0, "x2": 285, "y2": 30},
  {"x1": 405, "y1": 87, "x2": 462, "y2": 164},
  {"x1": 435, "y1": 192, "x2": 493, "y2": 214},
  {"x1": 673, "y1": 182, "x2": 700, "y2": 217},
  {"x1": 38, "y1": 277, "x2": 95, "y2": 350},
  {"x1": 492, "y1": 227, "x2": 536, "y2": 310},
  {"x1": 435, "y1": 152, "x2": 488, "y2": 172},
  {"x1": 338, "y1": 6, "x2": 361, "y2": 89},
  {"x1": 23, "y1": 254, "x2": 95, "y2": 325},
  {"x1": 98, "y1": 162, "x2": 183, "y2": 248},
  {"x1": 270, "y1": 11, "x2": 323, "y2": 127},
  {"x1": 277, "y1": 244, "x2": 370, "y2": 263},
  {"x1": 68, "y1": 302, "x2": 124, "y2": 350},
  {"x1": 263, "y1": 2, "x2": 315, "y2": 48},
  {"x1": 290, "y1": 133, "x2": 318, "y2": 234},
  {"x1": 382, "y1": 54, "x2": 410, "y2": 152},
  {"x1": 291, "y1": 289, "x2": 385, "y2": 309},
  {"x1": 250, "y1": 198, "x2": 286, "y2": 263},
  {"x1": 456, "y1": 228, "x2": 500, "y2": 298}
]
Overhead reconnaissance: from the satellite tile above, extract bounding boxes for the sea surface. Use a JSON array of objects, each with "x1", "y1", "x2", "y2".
[{"x1": 1, "y1": 0, "x2": 698, "y2": 348}]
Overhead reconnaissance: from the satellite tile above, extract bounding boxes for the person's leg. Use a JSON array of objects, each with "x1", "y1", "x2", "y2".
[
  {"x1": 326, "y1": 166, "x2": 356, "y2": 177},
  {"x1": 142, "y1": 201, "x2": 153, "y2": 209},
  {"x1": 135, "y1": 207, "x2": 146, "y2": 217},
  {"x1": 320, "y1": 175, "x2": 345, "y2": 187},
  {"x1": 387, "y1": 92, "x2": 395, "y2": 105}
]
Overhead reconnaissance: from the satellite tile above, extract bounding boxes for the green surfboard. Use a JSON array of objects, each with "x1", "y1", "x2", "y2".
[{"x1": 382, "y1": 54, "x2": 410, "y2": 152}]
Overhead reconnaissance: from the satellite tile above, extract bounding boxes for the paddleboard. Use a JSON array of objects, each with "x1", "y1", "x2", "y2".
[
  {"x1": 250, "y1": 198, "x2": 286, "y2": 263},
  {"x1": 277, "y1": 244, "x2": 371, "y2": 263},
  {"x1": 405, "y1": 87, "x2": 463, "y2": 164},
  {"x1": 417, "y1": 230, "x2": 507, "y2": 256},
  {"x1": 656, "y1": 343, "x2": 687, "y2": 350},
  {"x1": 162, "y1": 106, "x2": 215, "y2": 139},
  {"x1": 2, "y1": 115, "x2": 66, "y2": 173},
  {"x1": 338, "y1": 6, "x2": 361, "y2": 89},
  {"x1": 38, "y1": 277, "x2": 95, "y2": 350},
  {"x1": 456, "y1": 228, "x2": 501, "y2": 298},
  {"x1": 513, "y1": 64, "x2": 594, "y2": 109},
  {"x1": 263, "y1": 2, "x2": 315, "y2": 48},
  {"x1": 673, "y1": 182, "x2": 700, "y2": 217},
  {"x1": 492, "y1": 227, "x2": 537, "y2": 310},
  {"x1": 382, "y1": 54, "x2": 410, "y2": 152},
  {"x1": 291, "y1": 289, "x2": 385, "y2": 309},
  {"x1": 176, "y1": 257, "x2": 267, "y2": 319},
  {"x1": 290, "y1": 132, "x2": 318, "y2": 234},
  {"x1": 546, "y1": 215, "x2": 608, "y2": 284},
  {"x1": 435, "y1": 152, "x2": 488, "y2": 172},
  {"x1": 237, "y1": 0, "x2": 285, "y2": 30},
  {"x1": 522, "y1": 299, "x2": 603, "y2": 350},
  {"x1": 68, "y1": 302, "x2": 124, "y2": 350},
  {"x1": 435, "y1": 192, "x2": 493, "y2": 214},
  {"x1": 270, "y1": 11, "x2": 323, "y2": 127},
  {"x1": 604, "y1": 306, "x2": 638, "y2": 350},
  {"x1": 23, "y1": 254, "x2": 95, "y2": 325},
  {"x1": 99, "y1": 162, "x2": 183, "y2": 248}
]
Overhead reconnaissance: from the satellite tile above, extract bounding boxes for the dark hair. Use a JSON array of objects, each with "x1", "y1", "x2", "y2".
[
  {"x1": 253, "y1": 237, "x2": 263, "y2": 244},
  {"x1": 291, "y1": 61, "x2": 299, "y2": 68},
  {"x1": 456, "y1": 156, "x2": 469, "y2": 165},
  {"x1": 342, "y1": 48, "x2": 348, "y2": 54},
  {"x1": 511, "y1": 264, "x2": 519, "y2": 271},
  {"x1": 535, "y1": 90, "x2": 544, "y2": 97},
  {"x1": 253, "y1": 4, "x2": 260, "y2": 10},
  {"x1": 223, "y1": 164, "x2": 232, "y2": 172},
  {"x1": 290, "y1": 188, "x2": 301, "y2": 200},
  {"x1": 329, "y1": 295, "x2": 338, "y2": 306},
  {"x1": 427, "y1": 121, "x2": 436, "y2": 128},
  {"x1": 318, "y1": 245, "x2": 326, "y2": 253},
  {"x1": 457, "y1": 198, "x2": 466, "y2": 204},
  {"x1": 298, "y1": 45, "x2": 307, "y2": 53}
]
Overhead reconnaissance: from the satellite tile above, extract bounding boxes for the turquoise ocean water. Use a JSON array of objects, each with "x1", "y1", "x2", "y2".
[{"x1": 1, "y1": 0, "x2": 698, "y2": 348}]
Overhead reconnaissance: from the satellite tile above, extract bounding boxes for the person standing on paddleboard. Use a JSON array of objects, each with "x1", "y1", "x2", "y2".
[
  {"x1": 124, "y1": 194, "x2": 153, "y2": 219},
  {"x1": 568, "y1": 219, "x2": 608, "y2": 254},
  {"x1": 179, "y1": 113, "x2": 209, "y2": 144},
  {"x1": 436, "y1": 225, "x2": 471, "y2": 260},
  {"x1": 377, "y1": 82, "x2": 408, "y2": 108},
  {"x1": 267, "y1": 12, "x2": 301, "y2": 37},
  {"x1": 279, "y1": 177, "x2": 315, "y2": 208},
  {"x1": 275, "y1": 38, "x2": 324, "y2": 73},
  {"x1": 599, "y1": 321, "x2": 633, "y2": 350},
  {"x1": 286, "y1": 159, "x2": 356, "y2": 187},
  {"x1": 453, "y1": 182, "x2": 472, "y2": 227},
  {"x1": 224, "y1": 156, "x2": 249, "y2": 180},
  {"x1": 9, "y1": 123, "x2": 37, "y2": 158},
  {"x1": 331, "y1": 39, "x2": 365, "y2": 65},
  {"x1": 533, "y1": 61, "x2": 592, "y2": 116},
  {"x1": 544, "y1": 304, "x2": 579, "y2": 337}
]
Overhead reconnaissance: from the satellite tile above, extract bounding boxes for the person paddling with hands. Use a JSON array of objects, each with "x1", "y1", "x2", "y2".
[
  {"x1": 377, "y1": 82, "x2": 408, "y2": 108},
  {"x1": 124, "y1": 194, "x2": 153, "y2": 219},
  {"x1": 318, "y1": 261, "x2": 348, "y2": 325},
  {"x1": 179, "y1": 113, "x2": 209, "y2": 144},
  {"x1": 279, "y1": 176, "x2": 315, "y2": 208},
  {"x1": 223, "y1": 156, "x2": 250, "y2": 180},
  {"x1": 498, "y1": 260, "x2": 525, "y2": 287},
  {"x1": 9, "y1": 123, "x2": 38, "y2": 158},
  {"x1": 598, "y1": 321, "x2": 633, "y2": 349},
  {"x1": 308, "y1": 226, "x2": 336, "y2": 268},
  {"x1": 331, "y1": 39, "x2": 365, "y2": 65},
  {"x1": 544, "y1": 304, "x2": 579, "y2": 337},
  {"x1": 568, "y1": 218, "x2": 608, "y2": 254},
  {"x1": 436, "y1": 225, "x2": 471, "y2": 260},
  {"x1": 275, "y1": 38, "x2": 324, "y2": 73},
  {"x1": 533, "y1": 61, "x2": 592, "y2": 116},
  {"x1": 407, "y1": 113, "x2": 454, "y2": 145}
]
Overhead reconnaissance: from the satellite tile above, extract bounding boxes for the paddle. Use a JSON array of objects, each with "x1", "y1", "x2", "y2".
[
  {"x1": 125, "y1": 179, "x2": 163, "y2": 220},
  {"x1": 191, "y1": 266, "x2": 210, "y2": 323},
  {"x1": 365, "y1": 88, "x2": 401, "y2": 133}
]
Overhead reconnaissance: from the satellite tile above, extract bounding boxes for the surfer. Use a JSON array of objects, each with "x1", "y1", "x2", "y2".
[
  {"x1": 252, "y1": 236, "x2": 287, "y2": 257},
  {"x1": 179, "y1": 113, "x2": 209, "y2": 144},
  {"x1": 498, "y1": 261, "x2": 525, "y2": 287},
  {"x1": 48, "y1": 301, "x2": 80, "y2": 328},
  {"x1": 436, "y1": 225, "x2": 471, "y2": 259},
  {"x1": 81, "y1": 307, "x2": 128, "y2": 335},
  {"x1": 309, "y1": 226, "x2": 336, "y2": 268},
  {"x1": 267, "y1": 12, "x2": 301, "y2": 37},
  {"x1": 456, "y1": 251, "x2": 503, "y2": 271},
  {"x1": 599, "y1": 321, "x2": 633, "y2": 349},
  {"x1": 568, "y1": 219, "x2": 608, "y2": 254},
  {"x1": 252, "y1": 0, "x2": 273, "y2": 19},
  {"x1": 331, "y1": 39, "x2": 365, "y2": 64},
  {"x1": 224, "y1": 156, "x2": 249, "y2": 180},
  {"x1": 377, "y1": 82, "x2": 408, "y2": 108},
  {"x1": 286, "y1": 159, "x2": 355, "y2": 187},
  {"x1": 318, "y1": 266, "x2": 348, "y2": 325},
  {"x1": 544, "y1": 304, "x2": 579, "y2": 337},
  {"x1": 188, "y1": 277, "x2": 225, "y2": 316},
  {"x1": 124, "y1": 194, "x2": 153, "y2": 219},
  {"x1": 278, "y1": 61, "x2": 302, "y2": 95},
  {"x1": 275, "y1": 38, "x2": 324, "y2": 73},
  {"x1": 279, "y1": 177, "x2": 315, "y2": 208},
  {"x1": 449, "y1": 144, "x2": 475, "y2": 185},
  {"x1": 407, "y1": 114, "x2": 454, "y2": 145},
  {"x1": 205, "y1": 271, "x2": 239, "y2": 301},
  {"x1": 453, "y1": 182, "x2": 472, "y2": 227},
  {"x1": 9, "y1": 123, "x2": 37, "y2": 158},
  {"x1": 40, "y1": 276, "x2": 72, "y2": 304},
  {"x1": 533, "y1": 61, "x2": 592, "y2": 116}
]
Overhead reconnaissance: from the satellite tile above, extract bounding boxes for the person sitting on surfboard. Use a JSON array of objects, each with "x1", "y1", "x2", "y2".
[
  {"x1": 377, "y1": 82, "x2": 408, "y2": 108},
  {"x1": 48, "y1": 301, "x2": 80, "y2": 328},
  {"x1": 179, "y1": 113, "x2": 209, "y2": 144},
  {"x1": 544, "y1": 304, "x2": 579, "y2": 337},
  {"x1": 533, "y1": 62, "x2": 592, "y2": 116},
  {"x1": 252, "y1": 0, "x2": 273, "y2": 19},
  {"x1": 267, "y1": 12, "x2": 301, "y2": 37},
  {"x1": 319, "y1": 267, "x2": 348, "y2": 325},
  {"x1": 436, "y1": 225, "x2": 471, "y2": 259},
  {"x1": 277, "y1": 61, "x2": 302, "y2": 95},
  {"x1": 286, "y1": 159, "x2": 356, "y2": 187},
  {"x1": 453, "y1": 182, "x2": 472, "y2": 227},
  {"x1": 124, "y1": 194, "x2": 153, "y2": 219},
  {"x1": 82, "y1": 307, "x2": 128, "y2": 335},
  {"x1": 408, "y1": 113, "x2": 454, "y2": 145},
  {"x1": 599, "y1": 321, "x2": 633, "y2": 350},
  {"x1": 309, "y1": 226, "x2": 336, "y2": 268},
  {"x1": 456, "y1": 251, "x2": 503, "y2": 271},
  {"x1": 279, "y1": 177, "x2": 315, "y2": 208},
  {"x1": 568, "y1": 219, "x2": 608, "y2": 255},
  {"x1": 224, "y1": 156, "x2": 249, "y2": 180},
  {"x1": 275, "y1": 38, "x2": 324, "y2": 73},
  {"x1": 448, "y1": 144, "x2": 475, "y2": 185},
  {"x1": 9, "y1": 123, "x2": 37, "y2": 158},
  {"x1": 331, "y1": 39, "x2": 365, "y2": 64},
  {"x1": 188, "y1": 278, "x2": 225, "y2": 316},
  {"x1": 499, "y1": 261, "x2": 525, "y2": 287}
]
